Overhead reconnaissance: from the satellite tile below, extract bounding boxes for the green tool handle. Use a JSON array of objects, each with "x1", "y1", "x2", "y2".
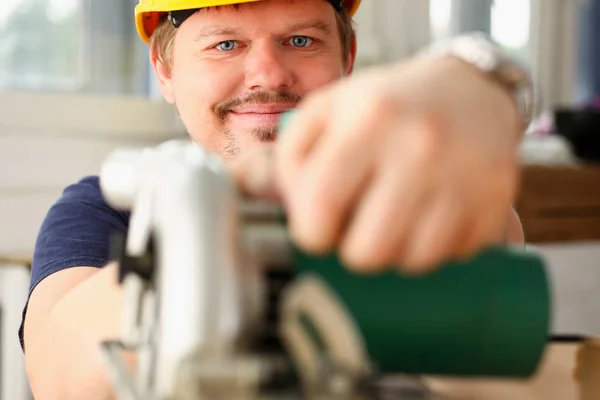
[
  {"x1": 293, "y1": 247, "x2": 550, "y2": 378},
  {"x1": 279, "y1": 112, "x2": 550, "y2": 378}
]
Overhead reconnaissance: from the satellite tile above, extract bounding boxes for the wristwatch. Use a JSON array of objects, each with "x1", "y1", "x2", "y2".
[{"x1": 420, "y1": 32, "x2": 535, "y2": 131}]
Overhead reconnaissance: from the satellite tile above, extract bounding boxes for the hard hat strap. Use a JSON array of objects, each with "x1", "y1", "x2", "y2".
[
  {"x1": 169, "y1": 8, "x2": 199, "y2": 28},
  {"x1": 169, "y1": 0, "x2": 344, "y2": 29}
]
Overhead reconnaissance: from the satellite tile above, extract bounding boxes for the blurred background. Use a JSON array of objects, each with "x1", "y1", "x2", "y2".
[{"x1": 0, "y1": 0, "x2": 599, "y2": 399}]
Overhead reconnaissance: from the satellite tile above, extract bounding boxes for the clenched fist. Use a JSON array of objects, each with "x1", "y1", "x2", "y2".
[{"x1": 233, "y1": 57, "x2": 525, "y2": 274}]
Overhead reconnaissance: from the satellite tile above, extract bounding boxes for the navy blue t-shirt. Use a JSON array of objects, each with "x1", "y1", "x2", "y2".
[{"x1": 19, "y1": 176, "x2": 130, "y2": 351}]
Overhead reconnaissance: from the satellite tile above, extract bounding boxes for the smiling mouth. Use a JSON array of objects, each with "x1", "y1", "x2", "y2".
[
  {"x1": 229, "y1": 104, "x2": 296, "y2": 115},
  {"x1": 228, "y1": 104, "x2": 296, "y2": 125}
]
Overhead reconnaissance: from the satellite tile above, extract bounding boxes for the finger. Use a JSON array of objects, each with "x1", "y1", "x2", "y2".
[
  {"x1": 286, "y1": 112, "x2": 378, "y2": 255},
  {"x1": 458, "y1": 197, "x2": 513, "y2": 256},
  {"x1": 285, "y1": 91, "x2": 399, "y2": 254},
  {"x1": 337, "y1": 162, "x2": 433, "y2": 273},
  {"x1": 337, "y1": 118, "x2": 441, "y2": 273},
  {"x1": 400, "y1": 192, "x2": 472, "y2": 273},
  {"x1": 450, "y1": 210, "x2": 499, "y2": 263},
  {"x1": 447, "y1": 174, "x2": 516, "y2": 261},
  {"x1": 449, "y1": 219, "x2": 480, "y2": 262},
  {"x1": 275, "y1": 88, "x2": 335, "y2": 197}
]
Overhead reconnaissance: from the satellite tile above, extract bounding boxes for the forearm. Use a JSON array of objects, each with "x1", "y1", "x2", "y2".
[{"x1": 25, "y1": 263, "x2": 133, "y2": 400}]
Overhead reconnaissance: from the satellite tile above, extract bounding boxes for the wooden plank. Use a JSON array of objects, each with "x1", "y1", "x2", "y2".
[
  {"x1": 520, "y1": 216, "x2": 600, "y2": 243},
  {"x1": 517, "y1": 165, "x2": 600, "y2": 214},
  {"x1": 426, "y1": 344, "x2": 579, "y2": 400},
  {"x1": 516, "y1": 165, "x2": 600, "y2": 243}
]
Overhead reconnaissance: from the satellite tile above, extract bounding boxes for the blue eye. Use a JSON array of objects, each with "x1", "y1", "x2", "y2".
[
  {"x1": 216, "y1": 40, "x2": 237, "y2": 51},
  {"x1": 289, "y1": 36, "x2": 313, "y2": 48}
]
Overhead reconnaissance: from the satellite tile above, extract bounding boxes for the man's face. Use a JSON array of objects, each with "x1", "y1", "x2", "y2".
[{"x1": 152, "y1": 0, "x2": 355, "y2": 159}]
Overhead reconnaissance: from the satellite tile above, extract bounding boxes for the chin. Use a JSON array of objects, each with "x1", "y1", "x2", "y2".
[
  {"x1": 252, "y1": 126, "x2": 278, "y2": 142},
  {"x1": 228, "y1": 127, "x2": 277, "y2": 153}
]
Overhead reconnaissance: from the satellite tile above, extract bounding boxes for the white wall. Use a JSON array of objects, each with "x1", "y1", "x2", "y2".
[
  {"x1": 0, "y1": 91, "x2": 183, "y2": 256},
  {"x1": 532, "y1": 242, "x2": 600, "y2": 336},
  {"x1": 529, "y1": 0, "x2": 581, "y2": 112},
  {"x1": 353, "y1": 0, "x2": 431, "y2": 67}
]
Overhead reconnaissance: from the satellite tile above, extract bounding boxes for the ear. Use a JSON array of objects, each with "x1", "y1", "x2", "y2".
[
  {"x1": 150, "y1": 45, "x2": 176, "y2": 104},
  {"x1": 344, "y1": 33, "x2": 357, "y2": 76}
]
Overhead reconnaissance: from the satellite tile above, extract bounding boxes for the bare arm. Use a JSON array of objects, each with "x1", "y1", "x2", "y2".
[{"x1": 24, "y1": 263, "x2": 132, "y2": 400}]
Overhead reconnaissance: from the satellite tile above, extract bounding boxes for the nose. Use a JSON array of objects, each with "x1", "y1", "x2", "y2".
[{"x1": 244, "y1": 41, "x2": 295, "y2": 91}]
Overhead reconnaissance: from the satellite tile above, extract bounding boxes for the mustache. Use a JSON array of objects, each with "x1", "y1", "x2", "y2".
[{"x1": 215, "y1": 91, "x2": 302, "y2": 118}]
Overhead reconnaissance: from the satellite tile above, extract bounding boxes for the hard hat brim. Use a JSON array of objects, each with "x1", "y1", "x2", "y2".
[
  {"x1": 136, "y1": 0, "x2": 261, "y2": 43},
  {"x1": 135, "y1": 0, "x2": 361, "y2": 44}
]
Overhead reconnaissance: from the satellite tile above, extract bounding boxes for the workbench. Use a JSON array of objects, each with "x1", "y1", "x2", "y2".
[
  {"x1": 516, "y1": 164, "x2": 600, "y2": 244},
  {"x1": 427, "y1": 344, "x2": 578, "y2": 399}
]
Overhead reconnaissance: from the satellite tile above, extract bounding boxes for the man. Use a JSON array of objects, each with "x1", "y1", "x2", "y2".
[{"x1": 22, "y1": 0, "x2": 526, "y2": 399}]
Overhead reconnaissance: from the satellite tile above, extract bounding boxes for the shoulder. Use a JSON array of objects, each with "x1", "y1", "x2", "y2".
[
  {"x1": 31, "y1": 175, "x2": 130, "y2": 290},
  {"x1": 60, "y1": 175, "x2": 103, "y2": 198},
  {"x1": 46, "y1": 175, "x2": 129, "y2": 230},
  {"x1": 56, "y1": 175, "x2": 118, "y2": 210}
]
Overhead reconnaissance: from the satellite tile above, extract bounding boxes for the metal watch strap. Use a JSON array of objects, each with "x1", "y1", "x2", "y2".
[{"x1": 421, "y1": 32, "x2": 535, "y2": 131}]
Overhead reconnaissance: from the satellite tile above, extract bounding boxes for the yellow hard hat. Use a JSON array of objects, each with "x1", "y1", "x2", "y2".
[{"x1": 135, "y1": 0, "x2": 362, "y2": 43}]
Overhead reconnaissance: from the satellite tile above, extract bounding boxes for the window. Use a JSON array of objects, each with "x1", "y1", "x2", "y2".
[
  {"x1": 0, "y1": 0, "x2": 83, "y2": 91},
  {"x1": 491, "y1": 0, "x2": 531, "y2": 63},
  {"x1": 430, "y1": 0, "x2": 532, "y2": 63},
  {"x1": 430, "y1": 0, "x2": 452, "y2": 41},
  {"x1": 0, "y1": 0, "x2": 149, "y2": 96}
]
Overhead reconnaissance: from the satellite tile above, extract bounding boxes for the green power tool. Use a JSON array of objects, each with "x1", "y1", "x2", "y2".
[{"x1": 275, "y1": 111, "x2": 551, "y2": 389}]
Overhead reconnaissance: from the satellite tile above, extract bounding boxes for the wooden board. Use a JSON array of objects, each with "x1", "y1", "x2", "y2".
[
  {"x1": 516, "y1": 165, "x2": 600, "y2": 243},
  {"x1": 425, "y1": 344, "x2": 579, "y2": 399}
]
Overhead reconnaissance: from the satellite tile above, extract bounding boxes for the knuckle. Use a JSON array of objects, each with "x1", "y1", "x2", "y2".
[
  {"x1": 339, "y1": 224, "x2": 387, "y2": 271},
  {"x1": 410, "y1": 122, "x2": 441, "y2": 163},
  {"x1": 291, "y1": 185, "x2": 340, "y2": 253},
  {"x1": 340, "y1": 244, "x2": 379, "y2": 273},
  {"x1": 291, "y1": 216, "x2": 330, "y2": 255},
  {"x1": 305, "y1": 178, "x2": 338, "y2": 217},
  {"x1": 367, "y1": 90, "x2": 396, "y2": 111},
  {"x1": 359, "y1": 91, "x2": 397, "y2": 122},
  {"x1": 339, "y1": 247, "x2": 364, "y2": 271}
]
